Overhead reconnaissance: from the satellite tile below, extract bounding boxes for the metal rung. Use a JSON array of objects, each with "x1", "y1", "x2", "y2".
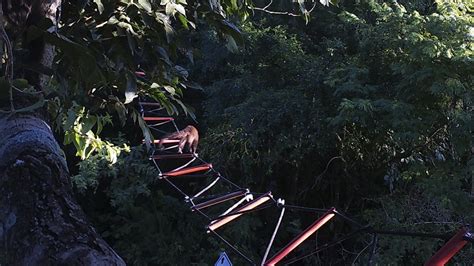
[
  {"x1": 143, "y1": 117, "x2": 174, "y2": 121},
  {"x1": 154, "y1": 139, "x2": 180, "y2": 144},
  {"x1": 142, "y1": 139, "x2": 180, "y2": 144},
  {"x1": 264, "y1": 208, "x2": 336, "y2": 266},
  {"x1": 152, "y1": 154, "x2": 195, "y2": 160},
  {"x1": 161, "y1": 164, "x2": 212, "y2": 177},
  {"x1": 424, "y1": 227, "x2": 470, "y2": 266},
  {"x1": 191, "y1": 189, "x2": 248, "y2": 212},
  {"x1": 207, "y1": 192, "x2": 272, "y2": 232},
  {"x1": 166, "y1": 174, "x2": 212, "y2": 179}
]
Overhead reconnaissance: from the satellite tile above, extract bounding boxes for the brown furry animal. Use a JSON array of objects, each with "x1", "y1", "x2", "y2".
[{"x1": 158, "y1": 125, "x2": 199, "y2": 153}]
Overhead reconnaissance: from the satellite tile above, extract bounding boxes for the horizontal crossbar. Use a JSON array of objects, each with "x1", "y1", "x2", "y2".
[
  {"x1": 191, "y1": 189, "x2": 248, "y2": 211},
  {"x1": 152, "y1": 154, "x2": 195, "y2": 160},
  {"x1": 264, "y1": 207, "x2": 336, "y2": 265},
  {"x1": 161, "y1": 164, "x2": 212, "y2": 177},
  {"x1": 207, "y1": 192, "x2": 272, "y2": 232},
  {"x1": 424, "y1": 227, "x2": 470, "y2": 266},
  {"x1": 143, "y1": 117, "x2": 174, "y2": 121},
  {"x1": 142, "y1": 139, "x2": 180, "y2": 144}
]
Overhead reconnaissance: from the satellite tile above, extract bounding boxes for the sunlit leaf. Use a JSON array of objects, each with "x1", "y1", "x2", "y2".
[
  {"x1": 93, "y1": 0, "x2": 104, "y2": 14},
  {"x1": 163, "y1": 85, "x2": 176, "y2": 95},
  {"x1": 138, "y1": 0, "x2": 152, "y2": 12},
  {"x1": 125, "y1": 73, "x2": 138, "y2": 104},
  {"x1": 174, "y1": 4, "x2": 186, "y2": 16}
]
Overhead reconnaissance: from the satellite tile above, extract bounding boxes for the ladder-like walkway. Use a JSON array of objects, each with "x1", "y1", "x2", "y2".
[{"x1": 138, "y1": 98, "x2": 472, "y2": 265}]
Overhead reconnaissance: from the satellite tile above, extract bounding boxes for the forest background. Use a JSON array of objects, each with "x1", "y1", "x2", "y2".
[{"x1": 1, "y1": 0, "x2": 472, "y2": 265}]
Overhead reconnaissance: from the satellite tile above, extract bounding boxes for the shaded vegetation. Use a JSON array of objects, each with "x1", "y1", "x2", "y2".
[{"x1": 70, "y1": 0, "x2": 473, "y2": 264}]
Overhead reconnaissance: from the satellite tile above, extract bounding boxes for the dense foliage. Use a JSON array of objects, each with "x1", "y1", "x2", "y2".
[
  {"x1": 0, "y1": 0, "x2": 254, "y2": 163},
  {"x1": 197, "y1": 0, "x2": 474, "y2": 263},
  {"x1": 69, "y1": 0, "x2": 473, "y2": 264}
]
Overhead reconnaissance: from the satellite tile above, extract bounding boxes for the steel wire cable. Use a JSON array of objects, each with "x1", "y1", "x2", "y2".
[{"x1": 138, "y1": 97, "x2": 472, "y2": 265}]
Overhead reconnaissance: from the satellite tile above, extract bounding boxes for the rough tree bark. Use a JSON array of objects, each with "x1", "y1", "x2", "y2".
[
  {"x1": 0, "y1": 115, "x2": 125, "y2": 265},
  {"x1": 0, "y1": 0, "x2": 125, "y2": 265}
]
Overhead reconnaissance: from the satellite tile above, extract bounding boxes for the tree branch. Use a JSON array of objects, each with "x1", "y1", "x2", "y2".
[{"x1": 251, "y1": 1, "x2": 317, "y2": 17}]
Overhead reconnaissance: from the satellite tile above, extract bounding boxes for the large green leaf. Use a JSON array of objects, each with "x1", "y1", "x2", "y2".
[{"x1": 125, "y1": 72, "x2": 138, "y2": 104}]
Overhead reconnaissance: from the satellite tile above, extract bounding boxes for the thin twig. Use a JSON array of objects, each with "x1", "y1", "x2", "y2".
[
  {"x1": 299, "y1": 156, "x2": 345, "y2": 198},
  {"x1": 411, "y1": 221, "x2": 460, "y2": 226},
  {"x1": 262, "y1": 0, "x2": 274, "y2": 10},
  {"x1": 351, "y1": 237, "x2": 373, "y2": 265},
  {"x1": 12, "y1": 85, "x2": 43, "y2": 94},
  {"x1": 251, "y1": 6, "x2": 301, "y2": 17},
  {"x1": 251, "y1": 1, "x2": 317, "y2": 17}
]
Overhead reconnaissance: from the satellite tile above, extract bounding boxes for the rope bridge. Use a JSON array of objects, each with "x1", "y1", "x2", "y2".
[{"x1": 138, "y1": 95, "x2": 472, "y2": 265}]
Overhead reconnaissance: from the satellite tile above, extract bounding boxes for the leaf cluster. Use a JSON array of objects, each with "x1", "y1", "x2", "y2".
[
  {"x1": 72, "y1": 0, "x2": 473, "y2": 264},
  {"x1": 197, "y1": 0, "x2": 473, "y2": 263}
]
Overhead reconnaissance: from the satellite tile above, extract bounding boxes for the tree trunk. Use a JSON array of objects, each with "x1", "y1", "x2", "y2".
[{"x1": 0, "y1": 114, "x2": 125, "y2": 265}]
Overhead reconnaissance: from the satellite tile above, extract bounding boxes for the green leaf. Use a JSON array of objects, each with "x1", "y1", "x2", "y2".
[
  {"x1": 125, "y1": 73, "x2": 138, "y2": 104},
  {"x1": 64, "y1": 131, "x2": 73, "y2": 145},
  {"x1": 114, "y1": 101, "x2": 128, "y2": 126},
  {"x1": 163, "y1": 85, "x2": 176, "y2": 95},
  {"x1": 82, "y1": 116, "x2": 97, "y2": 134},
  {"x1": 106, "y1": 145, "x2": 118, "y2": 164},
  {"x1": 137, "y1": 114, "x2": 153, "y2": 151},
  {"x1": 138, "y1": 0, "x2": 152, "y2": 12},
  {"x1": 65, "y1": 108, "x2": 78, "y2": 131},
  {"x1": 319, "y1": 0, "x2": 332, "y2": 6},
  {"x1": 96, "y1": 117, "x2": 103, "y2": 135},
  {"x1": 12, "y1": 79, "x2": 30, "y2": 89},
  {"x1": 177, "y1": 14, "x2": 189, "y2": 30},
  {"x1": 225, "y1": 35, "x2": 238, "y2": 53},
  {"x1": 220, "y1": 19, "x2": 243, "y2": 45},
  {"x1": 93, "y1": 0, "x2": 104, "y2": 14},
  {"x1": 73, "y1": 132, "x2": 86, "y2": 158},
  {"x1": 165, "y1": 3, "x2": 174, "y2": 15},
  {"x1": 156, "y1": 13, "x2": 174, "y2": 42},
  {"x1": 230, "y1": 0, "x2": 238, "y2": 10},
  {"x1": 44, "y1": 31, "x2": 103, "y2": 83},
  {"x1": 174, "y1": 4, "x2": 186, "y2": 16},
  {"x1": 174, "y1": 65, "x2": 188, "y2": 78}
]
